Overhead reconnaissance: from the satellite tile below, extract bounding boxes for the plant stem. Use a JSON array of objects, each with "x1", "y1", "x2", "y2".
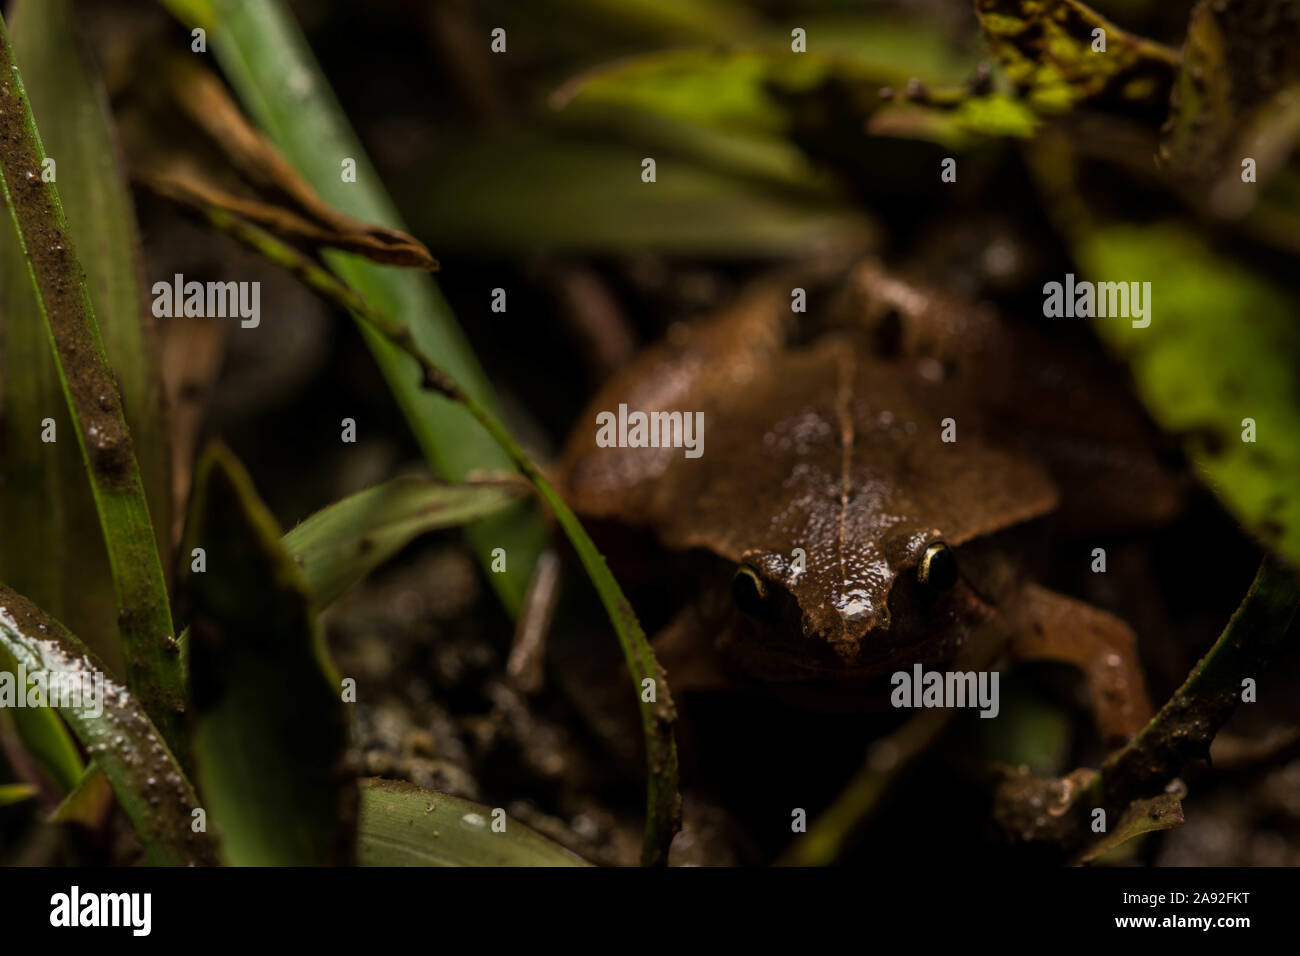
[{"x1": 1095, "y1": 555, "x2": 1300, "y2": 812}]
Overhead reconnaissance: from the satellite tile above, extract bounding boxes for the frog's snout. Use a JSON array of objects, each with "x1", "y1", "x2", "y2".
[
  {"x1": 835, "y1": 587, "x2": 889, "y2": 627},
  {"x1": 800, "y1": 589, "x2": 892, "y2": 661}
]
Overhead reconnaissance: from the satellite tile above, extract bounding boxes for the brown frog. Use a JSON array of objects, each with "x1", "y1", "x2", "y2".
[{"x1": 558, "y1": 265, "x2": 1181, "y2": 745}]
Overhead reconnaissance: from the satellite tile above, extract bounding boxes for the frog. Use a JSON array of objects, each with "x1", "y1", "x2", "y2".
[{"x1": 557, "y1": 263, "x2": 1181, "y2": 747}]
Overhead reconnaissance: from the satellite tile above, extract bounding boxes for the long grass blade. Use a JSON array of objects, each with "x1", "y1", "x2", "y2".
[
  {"x1": 183, "y1": 444, "x2": 354, "y2": 865},
  {"x1": 358, "y1": 778, "x2": 590, "y2": 866},
  {"x1": 0, "y1": 15, "x2": 182, "y2": 753},
  {"x1": 159, "y1": 0, "x2": 547, "y2": 616},
  {"x1": 283, "y1": 475, "x2": 526, "y2": 609},
  {"x1": 11, "y1": 0, "x2": 171, "y2": 569},
  {"x1": 0, "y1": 586, "x2": 216, "y2": 865}
]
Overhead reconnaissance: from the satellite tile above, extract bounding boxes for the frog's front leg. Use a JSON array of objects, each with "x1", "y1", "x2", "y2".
[{"x1": 1001, "y1": 583, "x2": 1152, "y2": 747}]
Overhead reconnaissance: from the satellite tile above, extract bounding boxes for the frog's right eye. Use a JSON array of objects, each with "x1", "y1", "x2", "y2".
[
  {"x1": 917, "y1": 541, "x2": 958, "y2": 591},
  {"x1": 732, "y1": 566, "x2": 771, "y2": 619}
]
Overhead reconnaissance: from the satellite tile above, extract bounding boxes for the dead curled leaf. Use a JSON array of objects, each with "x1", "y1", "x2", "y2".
[
  {"x1": 137, "y1": 166, "x2": 435, "y2": 268},
  {"x1": 991, "y1": 765, "x2": 1185, "y2": 864},
  {"x1": 136, "y1": 56, "x2": 436, "y2": 270}
]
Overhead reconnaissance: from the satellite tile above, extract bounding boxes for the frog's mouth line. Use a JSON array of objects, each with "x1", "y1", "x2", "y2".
[{"x1": 722, "y1": 620, "x2": 943, "y2": 683}]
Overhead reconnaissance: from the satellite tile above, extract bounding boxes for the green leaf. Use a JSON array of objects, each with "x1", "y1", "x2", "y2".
[
  {"x1": 44, "y1": 472, "x2": 502, "y2": 820},
  {"x1": 357, "y1": 778, "x2": 590, "y2": 866},
  {"x1": 151, "y1": 210, "x2": 682, "y2": 865},
  {"x1": 554, "y1": 49, "x2": 853, "y2": 136},
  {"x1": 0, "y1": 2, "x2": 133, "y2": 685},
  {"x1": 864, "y1": 94, "x2": 1040, "y2": 148},
  {"x1": 0, "y1": 0, "x2": 126, "y2": 788},
  {"x1": 552, "y1": 47, "x2": 1038, "y2": 155},
  {"x1": 1077, "y1": 224, "x2": 1300, "y2": 568},
  {"x1": 48, "y1": 763, "x2": 114, "y2": 826},
  {"x1": 225, "y1": 224, "x2": 684, "y2": 864},
  {"x1": 418, "y1": 131, "x2": 873, "y2": 257},
  {"x1": 0, "y1": 586, "x2": 217, "y2": 865},
  {"x1": 548, "y1": 0, "x2": 755, "y2": 44},
  {"x1": 173, "y1": 472, "x2": 516, "y2": 655},
  {"x1": 0, "y1": 783, "x2": 38, "y2": 807},
  {"x1": 0, "y1": 679, "x2": 82, "y2": 796},
  {"x1": 550, "y1": 9, "x2": 999, "y2": 134},
  {"x1": 11, "y1": 0, "x2": 171, "y2": 569},
  {"x1": 165, "y1": 0, "x2": 547, "y2": 617},
  {"x1": 974, "y1": 0, "x2": 1179, "y2": 114},
  {"x1": 0, "y1": 14, "x2": 181, "y2": 753},
  {"x1": 1077, "y1": 793, "x2": 1183, "y2": 864},
  {"x1": 183, "y1": 443, "x2": 354, "y2": 866},
  {"x1": 164, "y1": 0, "x2": 214, "y2": 29},
  {"x1": 283, "y1": 476, "x2": 526, "y2": 609}
]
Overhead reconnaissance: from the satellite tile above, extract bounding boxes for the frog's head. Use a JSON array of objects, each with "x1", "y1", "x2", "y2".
[{"x1": 720, "y1": 521, "x2": 977, "y2": 680}]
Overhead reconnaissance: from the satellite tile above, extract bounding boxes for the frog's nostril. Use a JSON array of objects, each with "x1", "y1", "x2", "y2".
[
  {"x1": 834, "y1": 588, "x2": 890, "y2": 627},
  {"x1": 837, "y1": 589, "x2": 874, "y2": 622},
  {"x1": 820, "y1": 590, "x2": 891, "y2": 637},
  {"x1": 799, "y1": 595, "x2": 890, "y2": 648}
]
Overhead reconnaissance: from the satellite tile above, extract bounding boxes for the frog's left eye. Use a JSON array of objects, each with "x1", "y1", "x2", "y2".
[
  {"x1": 916, "y1": 542, "x2": 958, "y2": 591},
  {"x1": 732, "y1": 565, "x2": 772, "y2": 619}
]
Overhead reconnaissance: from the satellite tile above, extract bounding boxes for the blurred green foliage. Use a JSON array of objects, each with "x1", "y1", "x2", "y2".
[
  {"x1": 478, "y1": 0, "x2": 1300, "y2": 574},
  {"x1": 1081, "y1": 225, "x2": 1300, "y2": 567},
  {"x1": 183, "y1": 445, "x2": 354, "y2": 865},
  {"x1": 357, "y1": 778, "x2": 590, "y2": 866}
]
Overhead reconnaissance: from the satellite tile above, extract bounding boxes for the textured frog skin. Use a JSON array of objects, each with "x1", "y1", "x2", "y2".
[
  {"x1": 561, "y1": 287, "x2": 1058, "y2": 677},
  {"x1": 559, "y1": 271, "x2": 1162, "y2": 741}
]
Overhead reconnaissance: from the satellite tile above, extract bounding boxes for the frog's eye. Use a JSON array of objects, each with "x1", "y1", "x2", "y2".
[
  {"x1": 916, "y1": 542, "x2": 958, "y2": 591},
  {"x1": 732, "y1": 565, "x2": 772, "y2": 619}
]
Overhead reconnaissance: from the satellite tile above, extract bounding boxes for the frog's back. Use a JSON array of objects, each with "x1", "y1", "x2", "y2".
[{"x1": 560, "y1": 330, "x2": 1059, "y2": 568}]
